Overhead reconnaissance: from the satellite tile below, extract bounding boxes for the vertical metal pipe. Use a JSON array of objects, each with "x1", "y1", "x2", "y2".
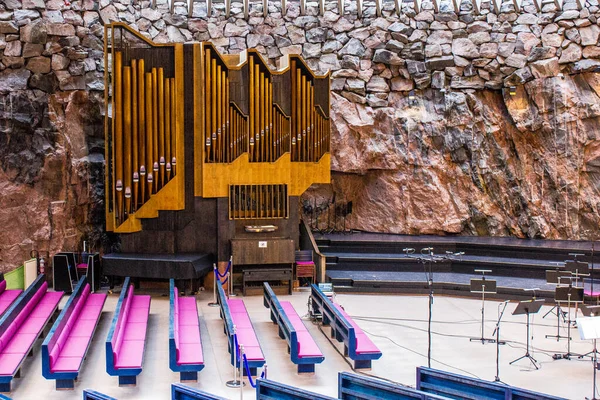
[
  {"x1": 205, "y1": 49, "x2": 212, "y2": 163},
  {"x1": 165, "y1": 78, "x2": 172, "y2": 182},
  {"x1": 216, "y1": 63, "x2": 222, "y2": 163},
  {"x1": 138, "y1": 59, "x2": 146, "y2": 205},
  {"x1": 131, "y1": 60, "x2": 138, "y2": 211},
  {"x1": 145, "y1": 72, "x2": 154, "y2": 196},
  {"x1": 249, "y1": 57, "x2": 255, "y2": 162},
  {"x1": 158, "y1": 68, "x2": 165, "y2": 189},
  {"x1": 152, "y1": 67, "x2": 159, "y2": 193},
  {"x1": 123, "y1": 66, "x2": 132, "y2": 216},
  {"x1": 211, "y1": 58, "x2": 217, "y2": 163},
  {"x1": 170, "y1": 78, "x2": 177, "y2": 176},
  {"x1": 114, "y1": 52, "x2": 123, "y2": 223}
]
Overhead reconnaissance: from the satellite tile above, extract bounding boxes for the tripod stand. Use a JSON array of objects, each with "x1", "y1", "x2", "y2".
[
  {"x1": 545, "y1": 269, "x2": 570, "y2": 341},
  {"x1": 553, "y1": 283, "x2": 584, "y2": 360},
  {"x1": 493, "y1": 300, "x2": 509, "y2": 382},
  {"x1": 470, "y1": 270, "x2": 496, "y2": 344},
  {"x1": 509, "y1": 299, "x2": 544, "y2": 369},
  {"x1": 577, "y1": 316, "x2": 600, "y2": 400}
]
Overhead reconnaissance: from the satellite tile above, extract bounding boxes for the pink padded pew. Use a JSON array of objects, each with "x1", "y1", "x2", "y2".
[
  {"x1": 106, "y1": 277, "x2": 151, "y2": 386},
  {"x1": 0, "y1": 277, "x2": 22, "y2": 318},
  {"x1": 42, "y1": 276, "x2": 107, "y2": 389},
  {"x1": 0, "y1": 274, "x2": 63, "y2": 393},
  {"x1": 169, "y1": 279, "x2": 204, "y2": 382},
  {"x1": 333, "y1": 303, "x2": 381, "y2": 356}
]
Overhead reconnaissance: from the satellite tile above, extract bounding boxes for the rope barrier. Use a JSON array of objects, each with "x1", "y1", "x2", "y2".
[
  {"x1": 213, "y1": 267, "x2": 229, "y2": 285},
  {"x1": 216, "y1": 260, "x2": 232, "y2": 278},
  {"x1": 234, "y1": 332, "x2": 265, "y2": 389}
]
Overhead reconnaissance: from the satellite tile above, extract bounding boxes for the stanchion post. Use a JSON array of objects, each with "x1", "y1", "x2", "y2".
[
  {"x1": 229, "y1": 255, "x2": 237, "y2": 297},
  {"x1": 226, "y1": 326, "x2": 243, "y2": 388},
  {"x1": 208, "y1": 263, "x2": 219, "y2": 307},
  {"x1": 239, "y1": 344, "x2": 245, "y2": 400}
]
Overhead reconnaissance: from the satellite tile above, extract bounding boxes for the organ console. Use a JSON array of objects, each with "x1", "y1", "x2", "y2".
[{"x1": 104, "y1": 23, "x2": 330, "y2": 279}]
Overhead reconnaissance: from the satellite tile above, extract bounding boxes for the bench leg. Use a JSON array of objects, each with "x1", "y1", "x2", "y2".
[
  {"x1": 0, "y1": 381, "x2": 11, "y2": 393},
  {"x1": 344, "y1": 345, "x2": 348, "y2": 357},
  {"x1": 15, "y1": 370, "x2": 20, "y2": 379},
  {"x1": 297, "y1": 364, "x2": 315, "y2": 374},
  {"x1": 180, "y1": 371, "x2": 198, "y2": 382},
  {"x1": 278, "y1": 327, "x2": 285, "y2": 339},
  {"x1": 270, "y1": 311, "x2": 277, "y2": 324},
  {"x1": 354, "y1": 360, "x2": 372, "y2": 370},
  {"x1": 242, "y1": 367, "x2": 257, "y2": 377},
  {"x1": 118, "y1": 375, "x2": 137, "y2": 386},
  {"x1": 56, "y1": 379, "x2": 75, "y2": 390}
]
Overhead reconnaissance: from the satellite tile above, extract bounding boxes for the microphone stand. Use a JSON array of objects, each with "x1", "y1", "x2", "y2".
[{"x1": 493, "y1": 300, "x2": 509, "y2": 383}]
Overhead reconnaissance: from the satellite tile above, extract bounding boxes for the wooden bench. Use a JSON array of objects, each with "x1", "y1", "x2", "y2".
[
  {"x1": 169, "y1": 279, "x2": 204, "y2": 382},
  {"x1": 310, "y1": 284, "x2": 382, "y2": 369},
  {"x1": 216, "y1": 279, "x2": 265, "y2": 376},
  {"x1": 416, "y1": 367, "x2": 566, "y2": 400},
  {"x1": 0, "y1": 274, "x2": 64, "y2": 392},
  {"x1": 83, "y1": 389, "x2": 116, "y2": 400},
  {"x1": 105, "y1": 277, "x2": 151, "y2": 386},
  {"x1": 42, "y1": 276, "x2": 107, "y2": 389},
  {"x1": 256, "y1": 379, "x2": 335, "y2": 400},
  {"x1": 172, "y1": 383, "x2": 228, "y2": 400},
  {"x1": 339, "y1": 372, "x2": 450, "y2": 400},
  {"x1": 0, "y1": 274, "x2": 22, "y2": 318},
  {"x1": 263, "y1": 282, "x2": 324, "y2": 373}
]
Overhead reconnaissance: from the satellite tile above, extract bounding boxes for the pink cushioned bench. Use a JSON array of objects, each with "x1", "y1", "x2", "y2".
[
  {"x1": 263, "y1": 282, "x2": 324, "y2": 373},
  {"x1": 106, "y1": 277, "x2": 151, "y2": 386},
  {"x1": 0, "y1": 274, "x2": 63, "y2": 392},
  {"x1": 227, "y1": 298, "x2": 265, "y2": 376},
  {"x1": 333, "y1": 304, "x2": 380, "y2": 356},
  {"x1": 281, "y1": 302, "x2": 323, "y2": 357},
  {"x1": 42, "y1": 276, "x2": 107, "y2": 389},
  {"x1": 169, "y1": 279, "x2": 203, "y2": 382},
  {"x1": 0, "y1": 279, "x2": 22, "y2": 318},
  {"x1": 310, "y1": 284, "x2": 381, "y2": 369}
]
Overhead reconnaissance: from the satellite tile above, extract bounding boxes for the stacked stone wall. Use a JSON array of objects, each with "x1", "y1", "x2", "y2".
[{"x1": 1, "y1": 0, "x2": 600, "y2": 271}]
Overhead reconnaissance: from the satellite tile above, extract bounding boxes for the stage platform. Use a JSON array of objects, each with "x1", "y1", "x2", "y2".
[
  {"x1": 102, "y1": 253, "x2": 213, "y2": 280},
  {"x1": 316, "y1": 232, "x2": 600, "y2": 300}
]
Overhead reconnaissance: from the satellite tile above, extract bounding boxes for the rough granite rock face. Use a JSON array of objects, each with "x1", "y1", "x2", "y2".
[
  {"x1": 303, "y1": 74, "x2": 600, "y2": 238},
  {"x1": 2, "y1": 0, "x2": 600, "y2": 271}
]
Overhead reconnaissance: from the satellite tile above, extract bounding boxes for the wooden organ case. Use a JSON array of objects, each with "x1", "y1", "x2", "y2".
[{"x1": 103, "y1": 24, "x2": 330, "y2": 283}]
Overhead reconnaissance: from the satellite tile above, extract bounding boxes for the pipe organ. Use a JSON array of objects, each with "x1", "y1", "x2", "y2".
[{"x1": 104, "y1": 23, "x2": 330, "y2": 278}]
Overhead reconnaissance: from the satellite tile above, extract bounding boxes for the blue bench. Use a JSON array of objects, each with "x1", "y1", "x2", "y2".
[
  {"x1": 339, "y1": 372, "x2": 450, "y2": 400},
  {"x1": 0, "y1": 393, "x2": 11, "y2": 400},
  {"x1": 416, "y1": 367, "x2": 566, "y2": 400},
  {"x1": 263, "y1": 282, "x2": 324, "y2": 373},
  {"x1": 256, "y1": 379, "x2": 336, "y2": 400},
  {"x1": 310, "y1": 284, "x2": 381, "y2": 369},
  {"x1": 105, "y1": 277, "x2": 151, "y2": 386},
  {"x1": 172, "y1": 383, "x2": 227, "y2": 400},
  {"x1": 216, "y1": 279, "x2": 265, "y2": 376},
  {"x1": 83, "y1": 389, "x2": 116, "y2": 400},
  {"x1": 0, "y1": 274, "x2": 63, "y2": 392},
  {"x1": 42, "y1": 276, "x2": 107, "y2": 390},
  {"x1": 169, "y1": 279, "x2": 204, "y2": 382}
]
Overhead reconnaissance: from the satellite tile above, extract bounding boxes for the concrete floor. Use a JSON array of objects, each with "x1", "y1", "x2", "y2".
[{"x1": 6, "y1": 287, "x2": 593, "y2": 399}]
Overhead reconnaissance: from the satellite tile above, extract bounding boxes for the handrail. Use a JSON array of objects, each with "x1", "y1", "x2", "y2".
[{"x1": 300, "y1": 217, "x2": 326, "y2": 282}]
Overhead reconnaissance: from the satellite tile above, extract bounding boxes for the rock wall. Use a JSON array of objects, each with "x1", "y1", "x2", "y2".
[{"x1": 2, "y1": 0, "x2": 600, "y2": 271}]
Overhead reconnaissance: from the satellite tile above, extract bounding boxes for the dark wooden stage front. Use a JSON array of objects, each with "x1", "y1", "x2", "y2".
[{"x1": 316, "y1": 232, "x2": 600, "y2": 300}]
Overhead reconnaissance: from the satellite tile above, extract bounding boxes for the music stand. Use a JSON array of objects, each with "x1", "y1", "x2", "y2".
[
  {"x1": 544, "y1": 268, "x2": 570, "y2": 319},
  {"x1": 553, "y1": 283, "x2": 584, "y2": 360},
  {"x1": 579, "y1": 305, "x2": 600, "y2": 360},
  {"x1": 470, "y1": 270, "x2": 497, "y2": 344},
  {"x1": 509, "y1": 299, "x2": 544, "y2": 369},
  {"x1": 577, "y1": 316, "x2": 600, "y2": 400},
  {"x1": 565, "y1": 260, "x2": 590, "y2": 287}
]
